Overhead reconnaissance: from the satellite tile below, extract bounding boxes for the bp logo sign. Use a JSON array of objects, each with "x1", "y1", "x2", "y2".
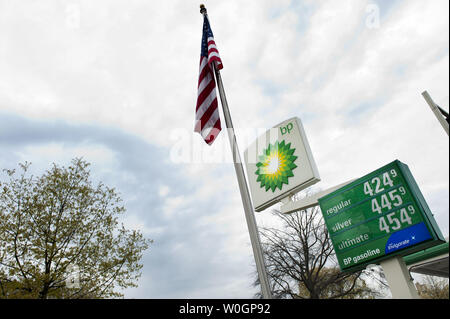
[
  {"x1": 255, "y1": 140, "x2": 298, "y2": 192},
  {"x1": 244, "y1": 117, "x2": 320, "y2": 212}
]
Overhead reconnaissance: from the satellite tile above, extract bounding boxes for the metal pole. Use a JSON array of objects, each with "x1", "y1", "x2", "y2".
[
  {"x1": 379, "y1": 256, "x2": 420, "y2": 299},
  {"x1": 422, "y1": 90, "x2": 449, "y2": 136},
  {"x1": 200, "y1": 4, "x2": 273, "y2": 299}
]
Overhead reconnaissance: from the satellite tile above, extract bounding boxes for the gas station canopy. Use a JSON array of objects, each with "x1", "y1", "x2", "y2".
[{"x1": 404, "y1": 240, "x2": 449, "y2": 278}]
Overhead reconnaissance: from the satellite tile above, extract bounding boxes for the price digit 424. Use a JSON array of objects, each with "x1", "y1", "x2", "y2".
[{"x1": 363, "y1": 169, "x2": 398, "y2": 197}]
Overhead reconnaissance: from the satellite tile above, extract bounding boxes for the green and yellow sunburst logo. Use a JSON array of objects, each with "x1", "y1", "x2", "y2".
[{"x1": 255, "y1": 140, "x2": 298, "y2": 192}]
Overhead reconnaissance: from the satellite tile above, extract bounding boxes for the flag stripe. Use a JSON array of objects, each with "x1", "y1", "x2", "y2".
[
  {"x1": 196, "y1": 78, "x2": 216, "y2": 113},
  {"x1": 199, "y1": 97, "x2": 218, "y2": 127},
  {"x1": 194, "y1": 99, "x2": 220, "y2": 134},
  {"x1": 200, "y1": 108, "x2": 220, "y2": 139},
  {"x1": 203, "y1": 118, "x2": 221, "y2": 145},
  {"x1": 197, "y1": 70, "x2": 211, "y2": 95},
  {"x1": 197, "y1": 58, "x2": 208, "y2": 86},
  {"x1": 197, "y1": 60, "x2": 209, "y2": 89},
  {"x1": 196, "y1": 89, "x2": 217, "y2": 122}
]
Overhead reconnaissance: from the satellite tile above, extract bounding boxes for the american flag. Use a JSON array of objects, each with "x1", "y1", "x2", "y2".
[{"x1": 194, "y1": 15, "x2": 223, "y2": 145}]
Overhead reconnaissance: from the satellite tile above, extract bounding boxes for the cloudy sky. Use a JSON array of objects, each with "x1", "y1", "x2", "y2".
[{"x1": 0, "y1": 0, "x2": 448, "y2": 298}]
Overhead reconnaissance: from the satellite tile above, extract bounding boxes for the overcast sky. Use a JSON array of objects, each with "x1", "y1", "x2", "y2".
[{"x1": 0, "y1": 0, "x2": 448, "y2": 298}]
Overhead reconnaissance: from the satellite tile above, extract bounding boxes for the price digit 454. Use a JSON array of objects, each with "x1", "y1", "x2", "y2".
[{"x1": 379, "y1": 205, "x2": 415, "y2": 233}]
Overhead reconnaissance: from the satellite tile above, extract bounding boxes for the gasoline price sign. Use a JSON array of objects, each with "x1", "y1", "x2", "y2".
[{"x1": 318, "y1": 160, "x2": 444, "y2": 272}]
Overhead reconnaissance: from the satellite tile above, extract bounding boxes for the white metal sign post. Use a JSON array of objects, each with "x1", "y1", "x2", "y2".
[{"x1": 379, "y1": 257, "x2": 419, "y2": 298}]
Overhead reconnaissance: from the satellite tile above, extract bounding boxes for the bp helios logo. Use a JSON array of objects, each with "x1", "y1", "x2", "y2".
[
  {"x1": 244, "y1": 117, "x2": 320, "y2": 212},
  {"x1": 255, "y1": 140, "x2": 298, "y2": 192}
]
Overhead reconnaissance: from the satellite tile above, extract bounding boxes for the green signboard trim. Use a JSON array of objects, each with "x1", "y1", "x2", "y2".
[
  {"x1": 396, "y1": 161, "x2": 445, "y2": 241},
  {"x1": 404, "y1": 241, "x2": 449, "y2": 266}
]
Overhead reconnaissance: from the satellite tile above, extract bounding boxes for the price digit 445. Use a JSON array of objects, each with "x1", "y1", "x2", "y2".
[{"x1": 371, "y1": 188, "x2": 405, "y2": 214}]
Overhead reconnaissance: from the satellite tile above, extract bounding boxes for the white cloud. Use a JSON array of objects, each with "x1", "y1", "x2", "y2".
[
  {"x1": 158, "y1": 184, "x2": 170, "y2": 197},
  {"x1": 162, "y1": 195, "x2": 187, "y2": 218},
  {"x1": 121, "y1": 214, "x2": 159, "y2": 236},
  {"x1": 16, "y1": 142, "x2": 116, "y2": 173}
]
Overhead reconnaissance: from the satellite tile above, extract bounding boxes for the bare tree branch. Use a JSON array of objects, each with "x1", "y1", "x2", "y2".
[{"x1": 254, "y1": 206, "x2": 378, "y2": 299}]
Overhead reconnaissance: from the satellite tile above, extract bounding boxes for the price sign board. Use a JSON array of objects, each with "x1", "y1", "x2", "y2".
[{"x1": 318, "y1": 160, "x2": 445, "y2": 272}]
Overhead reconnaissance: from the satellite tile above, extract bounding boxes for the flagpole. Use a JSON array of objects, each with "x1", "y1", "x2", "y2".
[{"x1": 200, "y1": 4, "x2": 273, "y2": 299}]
